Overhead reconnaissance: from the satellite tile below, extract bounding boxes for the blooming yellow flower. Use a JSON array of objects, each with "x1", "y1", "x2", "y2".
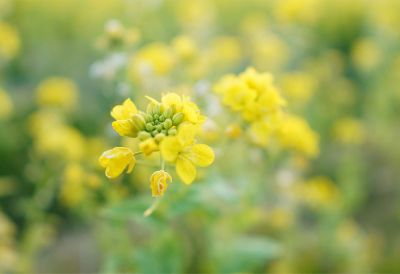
[
  {"x1": 160, "y1": 123, "x2": 214, "y2": 184},
  {"x1": 99, "y1": 93, "x2": 214, "y2": 197},
  {"x1": 149, "y1": 170, "x2": 172, "y2": 197},
  {"x1": 99, "y1": 147, "x2": 136, "y2": 179},
  {"x1": 111, "y1": 98, "x2": 140, "y2": 137}
]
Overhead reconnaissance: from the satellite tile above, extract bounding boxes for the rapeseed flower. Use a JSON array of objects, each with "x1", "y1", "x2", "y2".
[{"x1": 99, "y1": 92, "x2": 214, "y2": 196}]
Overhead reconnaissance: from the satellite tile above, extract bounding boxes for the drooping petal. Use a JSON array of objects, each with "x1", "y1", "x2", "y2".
[
  {"x1": 99, "y1": 147, "x2": 135, "y2": 179},
  {"x1": 176, "y1": 156, "x2": 196, "y2": 184},
  {"x1": 111, "y1": 99, "x2": 137, "y2": 120},
  {"x1": 187, "y1": 144, "x2": 214, "y2": 167},
  {"x1": 160, "y1": 136, "x2": 182, "y2": 162},
  {"x1": 112, "y1": 119, "x2": 138, "y2": 137}
]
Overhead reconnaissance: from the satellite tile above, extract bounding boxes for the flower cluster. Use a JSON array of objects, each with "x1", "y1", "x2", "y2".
[
  {"x1": 214, "y1": 67, "x2": 319, "y2": 157},
  {"x1": 99, "y1": 93, "x2": 215, "y2": 197}
]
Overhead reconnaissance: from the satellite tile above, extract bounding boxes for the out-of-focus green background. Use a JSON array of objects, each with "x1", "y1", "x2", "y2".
[{"x1": 1, "y1": 0, "x2": 400, "y2": 273}]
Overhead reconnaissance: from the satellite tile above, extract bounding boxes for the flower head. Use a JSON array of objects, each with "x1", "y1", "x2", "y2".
[
  {"x1": 150, "y1": 170, "x2": 172, "y2": 197},
  {"x1": 99, "y1": 147, "x2": 136, "y2": 179},
  {"x1": 160, "y1": 123, "x2": 214, "y2": 184}
]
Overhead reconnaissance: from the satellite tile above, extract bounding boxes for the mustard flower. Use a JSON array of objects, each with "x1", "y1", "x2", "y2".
[
  {"x1": 150, "y1": 170, "x2": 172, "y2": 197},
  {"x1": 99, "y1": 92, "x2": 214, "y2": 197},
  {"x1": 99, "y1": 147, "x2": 136, "y2": 179}
]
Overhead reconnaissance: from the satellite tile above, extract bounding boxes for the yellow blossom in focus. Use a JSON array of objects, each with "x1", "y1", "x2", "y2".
[
  {"x1": 0, "y1": 22, "x2": 20, "y2": 60},
  {"x1": 0, "y1": 88, "x2": 13, "y2": 119},
  {"x1": 332, "y1": 117, "x2": 365, "y2": 145},
  {"x1": 99, "y1": 147, "x2": 136, "y2": 179},
  {"x1": 160, "y1": 123, "x2": 214, "y2": 184},
  {"x1": 111, "y1": 98, "x2": 140, "y2": 137},
  {"x1": 161, "y1": 92, "x2": 205, "y2": 124},
  {"x1": 36, "y1": 77, "x2": 78, "y2": 110},
  {"x1": 149, "y1": 170, "x2": 172, "y2": 197}
]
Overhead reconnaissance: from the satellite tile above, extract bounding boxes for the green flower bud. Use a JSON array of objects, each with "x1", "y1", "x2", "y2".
[
  {"x1": 152, "y1": 130, "x2": 158, "y2": 136},
  {"x1": 158, "y1": 114, "x2": 165, "y2": 122},
  {"x1": 163, "y1": 107, "x2": 173, "y2": 118},
  {"x1": 146, "y1": 103, "x2": 160, "y2": 115},
  {"x1": 156, "y1": 124, "x2": 163, "y2": 131},
  {"x1": 138, "y1": 131, "x2": 151, "y2": 140},
  {"x1": 144, "y1": 113, "x2": 153, "y2": 122},
  {"x1": 163, "y1": 118, "x2": 172, "y2": 129},
  {"x1": 145, "y1": 123, "x2": 154, "y2": 131},
  {"x1": 131, "y1": 114, "x2": 146, "y2": 131},
  {"x1": 172, "y1": 112, "x2": 184, "y2": 125},
  {"x1": 154, "y1": 133, "x2": 166, "y2": 142},
  {"x1": 168, "y1": 127, "x2": 177, "y2": 136}
]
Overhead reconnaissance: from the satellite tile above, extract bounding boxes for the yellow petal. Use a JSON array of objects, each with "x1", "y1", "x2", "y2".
[
  {"x1": 160, "y1": 136, "x2": 182, "y2": 162},
  {"x1": 139, "y1": 138, "x2": 158, "y2": 156},
  {"x1": 177, "y1": 123, "x2": 197, "y2": 145},
  {"x1": 99, "y1": 147, "x2": 135, "y2": 179},
  {"x1": 187, "y1": 144, "x2": 214, "y2": 167},
  {"x1": 145, "y1": 95, "x2": 160, "y2": 104},
  {"x1": 111, "y1": 99, "x2": 137, "y2": 120},
  {"x1": 176, "y1": 156, "x2": 196, "y2": 184},
  {"x1": 112, "y1": 119, "x2": 138, "y2": 137},
  {"x1": 161, "y1": 93, "x2": 182, "y2": 109}
]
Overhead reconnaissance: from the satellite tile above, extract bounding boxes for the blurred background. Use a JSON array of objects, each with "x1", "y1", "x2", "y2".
[{"x1": 1, "y1": 0, "x2": 400, "y2": 272}]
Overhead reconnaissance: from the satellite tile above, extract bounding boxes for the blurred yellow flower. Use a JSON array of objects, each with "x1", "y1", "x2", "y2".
[
  {"x1": 277, "y1": 114, "x2": 319, "y2": 157},
  {"x1": 129, "y1": 42, "x2": 176, "y2": 79},
  {"x1": 0, "y1": 22, "x2": 20, "y2": 60},
  {"x1": 149, "y1": 170, "x2": 172, "y2": 197},
  {"x1": 171, "y1": 35, "x2": 198, "y2": 62},
  {"x1": 351, "y1": 38, "x2": 382, "y2": 71},
  {"x1": 297, "y1": 176, "x2": 340, "y2": 208},
  {"x1": 60, "y1": 163, "x2": 86, "y2": 207},
  {"x1": 36, "y1": 77, "x2": 78, "y2": 111},
  {"x1": 280, "y1": 72, "x2": 317, "y2": 104},
  {"x1": 99, "y1": 147, "x2": 136, "y2": 179},
  {"x1": 332, "y1": 117, "x2": 365, "y2": 145}
]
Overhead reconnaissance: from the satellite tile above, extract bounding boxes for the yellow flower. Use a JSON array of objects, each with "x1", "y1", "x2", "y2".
[
  {"x1": 160, "y1": 123, "x2": 214, "y2": 184},
  {"x1": 149, "y1": 170, "x2": 172, "y2": 197},
  {"x1": 171, "y1": 35, "x2": 198, "y2": 61},
  {"x1": 129, "y1": 42, "x2": 176, "y2": 79},
  {"x1": 161, "y1": 92, "x2": 205, "y2": 124},
  {"x1": 214, "y1": 67, "x2": 286, "y2": 121},
  {"x1": 139, "y1": 138, "x2": 158, "y2": 156},
  {"x1": 332, "y1": 117, "x2": 365, "y2": 145},
  {"x1": 276, "y1": 114, "x2": 319, "y2": 157},
  {"x1": 99, "y1": 147, "x2": 136, "y2": 179},
  {"x1": 36, "y1": 77, "x2": 78, "y2": 111},
  {"x1": 111, "y1": 98, "x2": 140, "y2": 137},
  {"x1": 0, "y1": 22, "x2": 20, "y2": 60},
  {"x1": 296, "y1": 176, "x2": 340, "y2": 208}
]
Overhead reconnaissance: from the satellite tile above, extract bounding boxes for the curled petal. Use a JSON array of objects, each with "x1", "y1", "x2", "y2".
[
  {"x1": 111, "y1": 99, "x2": 137, "y2": 120},
  {"x1": 99, "y1": 147, "x2": 136, "y2": 179}
]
